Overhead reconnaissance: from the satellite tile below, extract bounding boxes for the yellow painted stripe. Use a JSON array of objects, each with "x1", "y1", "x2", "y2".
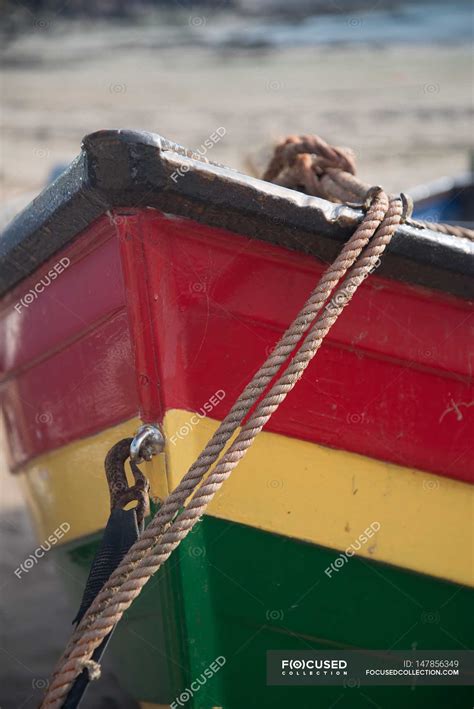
[
  {"x1": 18, "y1": 409, "x2": 474, "y2": 586},
  {"x1": 163, "y1": 410, "x2": 474, "y2": 587}
]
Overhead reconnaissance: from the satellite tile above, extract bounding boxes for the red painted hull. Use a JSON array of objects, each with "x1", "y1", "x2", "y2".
[{"x1": 1, "y1": 210, "x2": 472, "y2": 483}]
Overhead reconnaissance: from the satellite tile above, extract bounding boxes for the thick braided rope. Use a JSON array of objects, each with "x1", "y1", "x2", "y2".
[
  {"x1": 42, "y1": 192, "x2": 388, "y2": 706},
  {"x1": 45, "y1": 199, "x2": 402, "y2": 707},
  {"x1": 41, "y1": 134, "x2": 408, "y2": 706},
  {"x1": 41, "y1": 195, "x2": 401, "y2": 708},
  {"x1": 263, "y1": 134, "x2": 357, "y2": 183},
  {"x1": 265, "y1": 134, "x2": 474, "y2": 241},
  {"x1": 414, "y1": 219, "x2": 474, "y2": 242},
  {"x1": 41, "y1": 137, "x2": 398, "y2": 705},
  {"x1": 46, "y1": 191, "x2": 388, "y2": 671}
]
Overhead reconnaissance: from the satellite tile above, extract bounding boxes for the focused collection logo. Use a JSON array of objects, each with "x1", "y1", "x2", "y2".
[
  {"x1": 281, "y1": 659, "x2": 348, "y2": 676},
  {"x1": 268, "y1": 651, "x2": 470, "y2": 686}
]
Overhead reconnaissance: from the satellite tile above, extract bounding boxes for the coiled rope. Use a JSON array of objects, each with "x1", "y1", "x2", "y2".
[
  {"x1": 263, "y1": 134, "x2": 474, "y2": 241},
  {"x1": 40, "y1": 134, "x2": 466, "y2": 707}
]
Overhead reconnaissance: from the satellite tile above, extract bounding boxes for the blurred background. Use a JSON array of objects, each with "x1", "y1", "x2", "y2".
[{"x1": 0, "y1": 0, "x2": 473, "y2": 707}]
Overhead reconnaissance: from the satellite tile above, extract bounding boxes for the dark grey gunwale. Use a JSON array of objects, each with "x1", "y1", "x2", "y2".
[{"x1": 0, "y1": 129, "x2": 473, "y2": 300}]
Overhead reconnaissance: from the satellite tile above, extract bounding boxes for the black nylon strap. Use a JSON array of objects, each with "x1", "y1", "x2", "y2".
[{"x1": 62, "y1": 507, "x2": 141, "y2": 709}]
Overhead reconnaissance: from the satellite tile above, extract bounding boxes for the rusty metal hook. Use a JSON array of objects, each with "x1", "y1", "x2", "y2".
[{"x1": 104, "y1": 439, "x2": 150, "y2": 528}]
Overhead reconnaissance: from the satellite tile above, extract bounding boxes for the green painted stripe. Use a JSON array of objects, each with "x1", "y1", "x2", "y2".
[{"x1": 55, "y1": 516, "x2": 473, "y2": 708}]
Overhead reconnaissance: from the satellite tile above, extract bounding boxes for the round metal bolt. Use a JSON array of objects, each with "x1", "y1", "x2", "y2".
[{"x1": 130, "y1": 424, "x2": 165, "y2": 464}]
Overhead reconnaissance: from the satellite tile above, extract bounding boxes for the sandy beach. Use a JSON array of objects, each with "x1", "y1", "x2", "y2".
[
  {"x1": 0, "y1": 12, "x2": 473, "y2": 709},
  {"x1": 2, "y1": 27, "x2": 473, "y2": 203}
]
